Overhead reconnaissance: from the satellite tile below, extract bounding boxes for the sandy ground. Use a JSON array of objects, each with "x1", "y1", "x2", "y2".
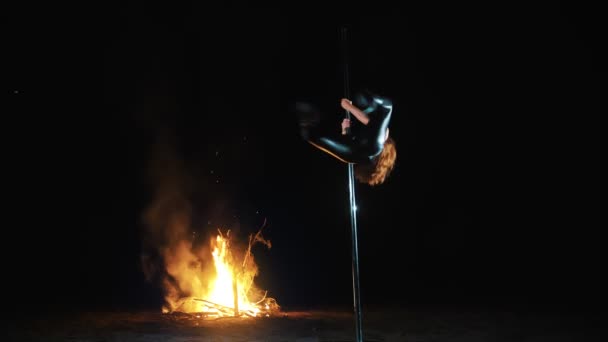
[{"x1": 3, "y1": 308, "x2": 605, "y2": 341}]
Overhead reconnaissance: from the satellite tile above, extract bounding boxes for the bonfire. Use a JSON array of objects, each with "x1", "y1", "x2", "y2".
[{"x1": 161, "y1": 222, "x2": 280, "y2": 319}]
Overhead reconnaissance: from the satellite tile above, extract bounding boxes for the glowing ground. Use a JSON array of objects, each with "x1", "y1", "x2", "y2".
[{"x1": 4, "y1": 308, "x2": 603, "y2": 341}]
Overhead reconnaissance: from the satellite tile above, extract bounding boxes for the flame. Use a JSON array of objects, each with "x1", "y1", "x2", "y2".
[
  {"x1": 163, "y1": 228, "x2": 279, "y2": 318},
  {"x1": 206, "y1": 233, "x2": 259, "y2": 315}
]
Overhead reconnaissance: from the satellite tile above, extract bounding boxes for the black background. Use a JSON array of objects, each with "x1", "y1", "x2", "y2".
[{"x1": 6, "y1": 1, "x2": 604, "y2": 316}]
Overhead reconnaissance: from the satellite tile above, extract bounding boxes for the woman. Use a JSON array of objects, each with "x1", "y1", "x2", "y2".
[{"x1": 297, "y1": 91, "x2": 397, "y2": 186}]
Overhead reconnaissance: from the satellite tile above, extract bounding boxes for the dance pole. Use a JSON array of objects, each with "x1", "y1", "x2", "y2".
[{"x1": 341, "y1": 26, "x2": 364, "y2": 342}]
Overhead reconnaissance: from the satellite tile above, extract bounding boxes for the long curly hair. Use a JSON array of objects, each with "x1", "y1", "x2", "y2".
[{"x1": 354, "y1": 136, "x2": 397, "y2": 186}]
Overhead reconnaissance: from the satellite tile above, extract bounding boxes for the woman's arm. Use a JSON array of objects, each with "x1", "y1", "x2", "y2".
[{"x1": 341, "y1": 98, "x2": 370, "y2": 125}]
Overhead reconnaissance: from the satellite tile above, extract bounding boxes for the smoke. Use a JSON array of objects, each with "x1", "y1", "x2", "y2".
[{"x1": 139, "y1": 132, "x2": 216, "y2": 312}]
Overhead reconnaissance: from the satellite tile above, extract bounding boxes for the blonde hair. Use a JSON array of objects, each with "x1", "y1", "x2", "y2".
[{"x1": 354, "y1": 136, "x2": 397, "y2": 186}]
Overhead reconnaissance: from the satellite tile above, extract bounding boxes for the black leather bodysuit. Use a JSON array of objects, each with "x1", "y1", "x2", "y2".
[{"x1": 297, "y1": 92, "x2": 393, "y2": 164}]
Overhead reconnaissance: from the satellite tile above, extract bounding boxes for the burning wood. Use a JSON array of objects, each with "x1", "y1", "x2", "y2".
[
  {"x1": 169, "y1": 296, "x2": 279, "y2": 319},
  {"x1": 194, "y1": 299, "x2": 257, "y2": 317}
]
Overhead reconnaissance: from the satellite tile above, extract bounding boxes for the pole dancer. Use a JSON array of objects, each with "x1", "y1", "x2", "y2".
[
  {"x1": 294, "y1": 28, "x2": 398, "y2": 342},
  {"x1": 295, "y1": 89, "x2": 397, "y2": 185}
]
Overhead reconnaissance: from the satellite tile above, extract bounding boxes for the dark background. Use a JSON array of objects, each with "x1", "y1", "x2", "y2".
[{"x1": 6, "y1": 1, "x2": 603, "y2": 316}]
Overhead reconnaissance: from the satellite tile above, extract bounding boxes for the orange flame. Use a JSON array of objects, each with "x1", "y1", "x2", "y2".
[
  {"x1": 163, "y1": 228, "x2": 279, "y2": 318},
  {"x1": 206, "y1": 233, "x2": 258, "y2": 315}
]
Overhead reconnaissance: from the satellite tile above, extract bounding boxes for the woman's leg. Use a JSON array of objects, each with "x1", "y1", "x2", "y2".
[
  {"x1": 305, "y1": 134, "x2": 371, "y2": 164},
  {"x1": 294, "y1": 103, "x2": 375, "y2": 164}
]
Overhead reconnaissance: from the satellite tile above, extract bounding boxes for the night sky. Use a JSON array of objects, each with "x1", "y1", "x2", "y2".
[{"x1": 6, "y1": 2, "x2": 603, "y2": 316}]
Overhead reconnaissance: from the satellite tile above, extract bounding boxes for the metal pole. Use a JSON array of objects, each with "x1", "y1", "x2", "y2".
[{"x1": 341, "y1": 26, "x2": 364, "y2": 342}]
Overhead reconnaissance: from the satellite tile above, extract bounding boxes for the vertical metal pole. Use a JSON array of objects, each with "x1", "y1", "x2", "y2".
[{"x1": 341, "y1": 26, "x2": 364, "y2": 342}]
